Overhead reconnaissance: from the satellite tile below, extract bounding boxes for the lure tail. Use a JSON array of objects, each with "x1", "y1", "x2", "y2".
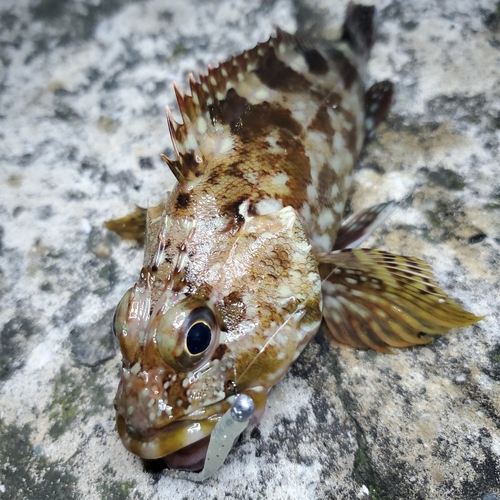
[{"x1": 342, "y1": 2, "x2": 376, "y2": 60}]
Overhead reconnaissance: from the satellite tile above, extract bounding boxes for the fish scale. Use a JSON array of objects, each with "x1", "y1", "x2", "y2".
[{"x1": 106, "y1": 3, "x2": 482, "y2": 479}]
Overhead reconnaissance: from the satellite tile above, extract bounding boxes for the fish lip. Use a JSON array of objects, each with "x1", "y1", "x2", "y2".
[
  {"x1": 116, "y1": 399, "x2": 231, "y2": 460},
  {"x1": 116, "y1": 413, "x2": 219, "y2": 460},
  {"x1": 117, "y1": 389, "x2": 266, "y2": 462}
]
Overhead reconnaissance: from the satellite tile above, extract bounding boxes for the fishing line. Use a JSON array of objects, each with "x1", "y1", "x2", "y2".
[
  {"x1": 236, "y1": 177, "x2": 429, "y2": 379},
  {"x1": 235, "y1": 300, "x2": 309, "y2": 384}
]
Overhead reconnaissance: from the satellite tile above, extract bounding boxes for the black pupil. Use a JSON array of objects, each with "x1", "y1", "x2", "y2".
[{"x1": 186, "y1": 322, "x2": 211, "y2": 354}]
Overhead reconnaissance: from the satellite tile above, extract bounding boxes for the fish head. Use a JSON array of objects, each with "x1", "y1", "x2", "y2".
[{"x1": 112, "y1": 205, "x2": 323, "y2": 470}]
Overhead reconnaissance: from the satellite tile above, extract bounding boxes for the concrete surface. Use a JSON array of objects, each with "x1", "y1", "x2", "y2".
[{"x1": 0, "y1": 0, "x2": 499, "y2": 499}]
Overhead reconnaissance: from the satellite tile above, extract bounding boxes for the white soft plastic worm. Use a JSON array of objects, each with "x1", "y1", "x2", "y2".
[{"x1": 166, "y1": 394, "x2": 255, "y2": 482}]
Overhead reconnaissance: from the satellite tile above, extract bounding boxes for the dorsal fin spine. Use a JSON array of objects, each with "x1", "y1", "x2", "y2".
[
  {"x1": 165, "y1": 106, "x2": 180, "y2": 153},
  {"x1": 165, "y1": 106, "x2": 182, "y2": 155},
  {"x1": 188, "y1": 73, "x2": 207, "y2": 112},
  {"x1": 173, "y1": 82, "x2": 189, "y2": 123},
  {"x1": 160, "y1": 153, "x2": 184, "y2": 182}
]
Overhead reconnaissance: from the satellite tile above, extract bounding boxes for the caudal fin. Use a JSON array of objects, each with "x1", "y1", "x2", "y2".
[{"x1": 342, "y1": 2, "x2": 376, "y2": 59}]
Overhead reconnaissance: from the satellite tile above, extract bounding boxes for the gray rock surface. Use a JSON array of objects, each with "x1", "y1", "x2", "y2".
[{"x1": 0, "y1": 0, "x2": 499, "y2": 499}]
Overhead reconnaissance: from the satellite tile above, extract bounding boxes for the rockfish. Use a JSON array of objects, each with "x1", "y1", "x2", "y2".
[{"x1": 107, "y1": 3, "x2": 481, "y2": 480}]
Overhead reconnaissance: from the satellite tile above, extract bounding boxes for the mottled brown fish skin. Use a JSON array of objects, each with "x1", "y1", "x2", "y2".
[
  {"x1": 111, "y1": 24, "x2": 371, "y2": 466},
  {"x1": 167, "y1": 30, "x2": 368, "y2": 254}
]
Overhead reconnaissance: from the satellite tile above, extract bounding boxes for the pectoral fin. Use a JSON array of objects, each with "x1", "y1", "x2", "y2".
[
  {"x1": 364, "y1": 80, "x2": 394, "y2": 141},
  {"x1": 333, "y1": 201, "x2": 396, "y2": 250},
  {"x1": 317, "y1": 248, "x2": 483, "y2": 353},
  {"x1": 105, "y1": 206, "x2": 147, "y2": 243}
]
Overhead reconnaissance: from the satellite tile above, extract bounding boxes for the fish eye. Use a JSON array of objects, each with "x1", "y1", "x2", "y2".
[
  {"x1": 186, "y1": 321, "x2": 212, "y2": 354},
  {"x1": 156, "y1": 301, "x2": 219, "y2": 371}
]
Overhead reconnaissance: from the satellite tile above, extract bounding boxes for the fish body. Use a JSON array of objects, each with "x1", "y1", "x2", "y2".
[{"x1": 110, "y1": 4, "x2": 481, "y2": 475}]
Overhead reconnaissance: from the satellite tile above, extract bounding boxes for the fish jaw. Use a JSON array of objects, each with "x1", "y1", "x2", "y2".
[
  {"x1": 115, "y1": 384, "x2": 268, "y2": 467},
  {"x1": 114, "y1": 399, "x2": 228, "y2": 461},
  {"x1": 112, "y1": 346, "x2": 232, "y2": 461},
  {"x1": 115, "y1": 413, "x2": 216, "y2": 461}
]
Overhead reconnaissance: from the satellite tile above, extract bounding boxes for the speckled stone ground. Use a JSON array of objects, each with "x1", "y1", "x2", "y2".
[{"x1": 0, "y1": 0, "x2": 499, "y2": 499}]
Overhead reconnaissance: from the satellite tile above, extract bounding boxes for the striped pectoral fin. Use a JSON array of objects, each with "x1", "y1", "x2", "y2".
[
  {"x1": 104, "y1": 206, "x2": 147, "y2": 244},
  {"x1": 333, "y1": 201, "x2": 396, "y2": 250},
  {"x1": 317, "y1": 248, "x2": 483, "y2": 353}
]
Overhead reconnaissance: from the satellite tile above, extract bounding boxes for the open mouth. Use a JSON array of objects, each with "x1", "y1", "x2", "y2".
[
  {"x1": 116, "y1": 390, "x2": 266, "y2": 472},
  {"x1": 116, "y1": 413, "x2": 219, "y2": 460},
  {"x1": 162, "y1": 435, "x2": 211, "y2": 471},
  {"x1": 116, "y1": 399, "x2": 233, "y2": 470}
]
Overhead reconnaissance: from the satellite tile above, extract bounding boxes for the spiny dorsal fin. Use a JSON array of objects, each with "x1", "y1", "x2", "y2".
[
  {"x1": 161, "y1": 32, "x2": 290, "y2": 182},
  {"x1": 162, "y1": 26, "x2": 358, "y2": 182},
  {"x1": 198, "y1": 34, "x2": 280, "y2": 106}
]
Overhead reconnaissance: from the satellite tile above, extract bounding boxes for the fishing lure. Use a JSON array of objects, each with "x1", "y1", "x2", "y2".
[{"x1": 107, "y1": 3, "x2": 481, "y2": 480}]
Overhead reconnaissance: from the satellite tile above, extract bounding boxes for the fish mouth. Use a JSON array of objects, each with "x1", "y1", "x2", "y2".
[
  {"x1": 116, "y1": 414, "x2": 222, "y2": 460},
  {"x1": 162, "y1": 434, "x2": 211, "y2": 471},
  {"x1": 116, "y1": 399, "x2": 232, "y2": 467},
  {"x1": 116, "y1": 389, "x2": 267, "y2": 471}
]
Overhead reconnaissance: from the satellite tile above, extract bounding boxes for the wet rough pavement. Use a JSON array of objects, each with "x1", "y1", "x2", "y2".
[{"x1": 0, "y1": 0, "x2": 499, "y2": 499}]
